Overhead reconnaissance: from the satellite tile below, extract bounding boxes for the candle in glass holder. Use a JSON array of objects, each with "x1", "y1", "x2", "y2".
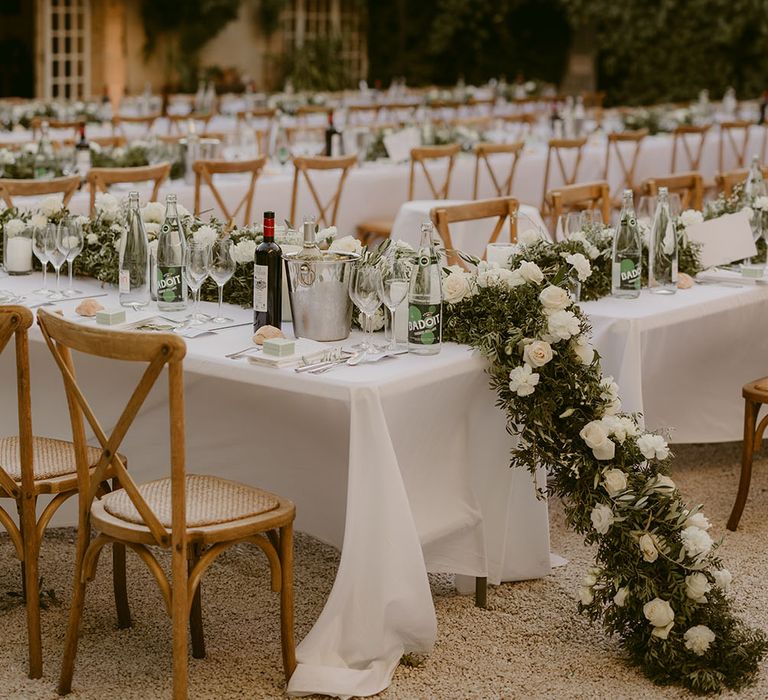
[
  {"x1": 5, "y1": 235, "x2": 33, "y2": 274},
  {"x1": 486, "y1": 242, "x2": 518, "y2": 269}
]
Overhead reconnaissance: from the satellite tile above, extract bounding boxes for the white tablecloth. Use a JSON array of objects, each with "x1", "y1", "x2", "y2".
[
  {"x1": 583, "y1": 283, "x2": 768, "y2": 443},
  {"x1": 0, "y1": 274, "x2": 551, "y2": 698}
]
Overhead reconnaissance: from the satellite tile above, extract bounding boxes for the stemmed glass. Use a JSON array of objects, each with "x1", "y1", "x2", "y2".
[
  {"x1": 46, "y1": 223, "x2": 67, "y2": 300},
  {"x1": 59, "y1": 218, "x2": 84, "y2": 296},
  {"x1": 186, "y1": 241, "x2": 211, "y2": 325},
  {"x1": 349, "y1": 264, "x2": 383, "y2": 356},
  {"x1": 636, "y1": 196, "x2": 656, "y2": 244},
  {"x1": 376, "y1": 255, "x2": 410, "y2": 351},
  {"x1": 31, "y1": 224, "x2": 50, "y2": 296},
  {"x1": 209, "y1": 237, "x2": 236, "y2": 323}
]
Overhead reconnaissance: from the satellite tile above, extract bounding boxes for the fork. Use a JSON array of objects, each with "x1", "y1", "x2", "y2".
[{"x1": 226, "y1": 346, "x2": 262, "y2": 360}]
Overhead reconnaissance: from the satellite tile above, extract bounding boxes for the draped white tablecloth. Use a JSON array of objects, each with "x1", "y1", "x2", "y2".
[
  {"x1": 583, "y1": 283, "x2": 768, "y2": 443},
  {"x1": 0, "y1": 274, "x2": 551, "y2": 698}
]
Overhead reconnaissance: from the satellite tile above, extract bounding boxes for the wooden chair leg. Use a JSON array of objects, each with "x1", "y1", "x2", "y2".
[
  {"x1": 728, "y1": 398, "x2": 761, "y2": 531},
  {"x1": 475, "y1": 576, "x2": 488, "y2": 609},
  {"x1": 279, "y1": 524, "x2": 296, "y2": 682},
  {"x1": 189, "y1": 544, "x2": 206, "y2": 660},
  {"x1": 58, "y1": 527, "x2": 90, "y2": 695},
  {"x1": 19, "y1": 495, "x2": 42, "y2": 678},
  {"x1": 171, "y1": 542, "x2": 189, "y2": 700},
  {"x1": 110, "y1": 480, "x2": 131, "y2": 629}
]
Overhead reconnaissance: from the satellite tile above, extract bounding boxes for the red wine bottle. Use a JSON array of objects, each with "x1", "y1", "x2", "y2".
[{"x1": 253, "y1": 211, "x2": 282, "y2": 331}]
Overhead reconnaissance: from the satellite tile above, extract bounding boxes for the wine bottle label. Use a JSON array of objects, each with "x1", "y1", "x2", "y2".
[
  {"x1": 408, "y1": 302, "x2": 441, "y2": 346},
  {"x1": 253, "y1": 264, "x2": 268, "y2": 312},
  {"x1": 157, "y1": 265, "x2": 184, "y2": 303},
  {"x1": 119, "y1": 270, "x2": 130, "y2": 293},
  {"x1": 612, "y1": 259, "x2": 641, "y2": 290}
]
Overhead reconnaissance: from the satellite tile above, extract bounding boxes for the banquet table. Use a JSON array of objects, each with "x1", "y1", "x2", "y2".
[
  {"x1": 0, "y1": 274, "x2": 551, "y2": 698},
  {"x1": 583, "y1": 283, "x2": 768, "y2": 443}
]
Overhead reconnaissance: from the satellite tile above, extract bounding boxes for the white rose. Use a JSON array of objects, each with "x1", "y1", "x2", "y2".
[
  {"x1": 0, "y1": 149, "x2": 15, "y2": 165},
  {"x1": 565, "y1": 252, "x2": 592, "y2": 281},
  {"x1": 477, "y1": 260, "x2": 502, "y2": 287},
  {"x1": 712, "y1": 568, "x2": 732, "y2": 592},
  {"x1": 539, "y1": 285, "x2": 571, "y2": 311},
  {"x1": 681, "y1": 526, "x2": 713, "y2": 559},
  {"x1": 685, "y1": 512, "x2": 711, "y2": 531},
  {"x1": 580, "y1": 420, "x2": 616, "y2": 461},
  {"x1": 86, "y1": 233, "x2": 99, "y2": 245},
  {"x1": 518, "y1": 228, "x2": 543, "y2": 247},
  {"x1": 4, "y1": 218, "x2": 25, "y2": 237},
  {"x1": 754, "y1": 196, "x2": 768, "y2": 211},
  {"x1": 30, "y1": 214, "x2": 47, "y2": 230},
  {"x1": 578, "y1": 586, "x2": 594, "y2": 605},
  {"x1": 639, "y1": 532, "x2": 659, "y2": 563},
  {"x1": 685, "y1": 572, "x2": 711, "y2": 603},
  {"x1": 684, "y1": 625, "x2": 715, "y2": 655},
  {"x1": 637, "y1": 434, "x2": 670, "y2": 461},
  {"x1": 141, "y1": 201, "x2": 165, "y2": 224},
  {"x1": 547, "y1": 310, "x2": 581, "y2": 341},
  {"x1": 317, "y1": 225, "x2": 337, "y2": 240},
  {"x1": 517, "y1": 260, "x2": 544, "y2": 284},
  {"x1": 613, "y1": 587, "x2": 629, "y2": 607},
  {"x1": 500, "y1": 268, "x2": 525, "y2": 287},
  {"x1": 95, "y1": 192, "x2": 120, "y2": 221},
  {"x1": 590, "y1": 503, "x2": 615, "y2": 534},
  {"x1": 144, "y1": 222, "x2": 161, "y2": 237},
  {"x1": 442, "y1": 271, "x2": 471, "y2": 304},
  {"x1": 192, "y1": 224, "x2": 218, "y2": 246},
  {"x1": 643, "y1": 598, "x2": 674, "y2": 638},
  {"x1": 680, "y1": 209, "x2": 704, "y2": 228},
  {"x1": 522, "y1": 340, "x2": 553, "y2": 368},
  {"x1": 571, "y1": 335, "x2": 595, "y2": 365},
  {"x1": 233, "y1": 239, "x2": 257, "y2": 264},
  {"x1": 602, "y1": 415, "x2": 638, "y2": 444},
  {"x1": 329, "y1": 235, "x2": 363, "y2": 255},
  {"x1": 508, "y1": 364, "x2": 540, "y2": 397},
  {"x1": 39, "y1": 195, "x2": 63, "y2": 217},
  {"x1": 602, "y1": 468, "x2": 628, "y2": 497}
]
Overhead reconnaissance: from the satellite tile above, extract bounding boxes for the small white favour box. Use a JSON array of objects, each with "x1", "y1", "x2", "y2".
[
  {"x1": 263, "y1": 337, "x2": 296, "y2": 357},
  {"x1": 95, "y1": 309, "x2": 126, "y2": 326}
]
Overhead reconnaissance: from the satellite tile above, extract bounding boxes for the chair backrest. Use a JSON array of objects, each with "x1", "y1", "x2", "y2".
[
  {"x1": 0, "y1": 306, "x2": 34, "y2": 512},
  {"x1": 346, "y1": 104, "x2": 381, "y2": 125},
  {"x1": 37, "y1": 308, "x2": 187, "y2": 549},
  {"x1": 86, "y1": 162, "x2": 171, "y2": 215},
  {"x1": 604, "y1": 129, "x2": 648, "y2": 200},
  {"x1": 408, "y1": 144, "x2": 461, "y2": 200},
  {"x1": 642, "y1": 172, "x2": 704, "y2": 211},
  {"x1": 541, "y1": 137, "x2": 588, "y2": 211},
  {"x1": 290, "y1": 154, "x2": 356, "y2": 227},
  {"x1": 0, "y1": 174, "x2": 81, "y2": 209},
  {"x1": 718, "y1": 120, "x2": 752, "y2": 171},
  {"x1": 62, "y1": 135, "x2": 126, "y2": 149},
  {"x1": 193, "y1": 156, "x2": 266, "y2": 229},
  {"x1": 671, "y1": 124, "x2": 710, "y2": 172},
  {"x1": 431, "y1": 196, "x2": 519, "y2": 267},
  {"x1": 545, "y1": 180, "x2": 611, "y2": 234},
  {"x1": 472, "y1": 141, "x2": 524, "y2": 198},
  {"x1": 498, "y1": 113, "x2": 536, "y2": 137},
  {"x1": 112, "y1": 114, "x2": 161, "y2": 138},
  {"x1": 715, "y1": 166, "x2": 768, "y2": 198},
  {"x1": 30, "y1": 117, "x2": 80, "y2": 139},
  {"x1": 167, "y1": 112, "x2": 214, "y2": 135},
  {"x1": 235, "y1": 108, "x2": 277, "y2": 124}
]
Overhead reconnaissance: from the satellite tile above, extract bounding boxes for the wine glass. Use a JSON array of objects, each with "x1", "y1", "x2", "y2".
[
  {"x1": 554, "y1": 211, "x2": 583, "y2": 241},
  {"x1": 583, "y1": 208, "x2": 604, "y2": 228},
  {"x1": 186, "y1": 241, "x2": 210, "y2": 325},
  {"x1": 59, "y1": 217, "x2": 83, "y2": 296},
  {"x1": 31, "y1": 224, "x2": 50, "y2": 296},
  {"x1": 667, "y1": 192, "x2": 682, "y2": 219},
  {"x1": 209, "y1": 237, "x2": 236, "y2": 323},
  {"x1": 46, "y1": 223, "x2": 67, "y2": 299},
  {"x1": 376, "y1": 255, "x2": 411, "y2": 351},
  {"x1": 349, "y1": 264, "x2": 383, "y2": 356},
  {"x1": 636, "y1": 196, "x2": 656, "y2": 244}
]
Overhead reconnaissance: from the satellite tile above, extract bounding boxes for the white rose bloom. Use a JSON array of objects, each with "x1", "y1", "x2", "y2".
[
  {"x1": 30, "y1": 214, "x2": 47, "y2": 230},
  {"x1": 681, "y1": 526, "x2": 713, "y2": 559},
  {"x1": 565, "y1": 252, "x2": 592, "y2": 281},
  {"x1": 39, "y1": 195, "x2": 63, "y2": 217},
  {"x1": 500, "y1": 267, "x2": 525, "y2": 287},
  {"x1": 643, "y1": 598, "x2": 674, "y2": 639},
  {"x1": 684, "y1": 625, "x2": 715, "y2": 655},
  {"x1": 590, "y1": 503, "x2": 615, "y2": 534},
  {"x1": 547, "y1": 310, "x2": 580, "y2": 341},
  {"x1": 95, "y1": 192, "x2": 120, "y2": 221},
  {"x1": 754, "y1": 196, "x2": 768, "y2": 211},
  {"x1": 329, "y1": 235, "x2": 363, "y2": 255},
  {"x1": 602, "y1": 468, "x2": 628, "y2": 497},
  {"x1": 4, "y1": 218, "x2": 25, "y2": 237},
  {"x1": 442, "y1": 271, "x2": 471, "y2": 304},
  {"x1": 141, "y1": 201, "x2": 165, "y2": 224},
  {"x1": 75, "y1": 215, "x2": 89, "y2": 228},
  {"x1": 233, "y1": 239, "x2": 257, "y2": 264},
  {"x1": 680, "y1": 209, "x2": 704, "y2": 228},
  {"x1": 571, "y1": 335, "x2": 595, "y2": 365},
  {"x1": 317, "y1": 225, "x2": 338, "y2": 240},
  {"x1": 639, "y1": 532, "x2": 659, "y2": 562},
  {"x1": 685, "y1": 511, "x2": 711, "y2": 530},
  {"x1": 601, "y1": 415, "x2": 625, "y2": 443},
  {"x1": 144, "y1": 222, "x2": 161, "y2": 237},
  {"x1": 86, "y1": 233, "x2": 99, "y2": 245},
  {"x1": 712, "y1": 568, "x2": 732, "y2": 592},
  {"x1": 508, "y1": 364, "x2": 540, "y2": 397},
  {"x1": 517, "y1": 260, "x2": 544, "y2": 284},
  {"x1": 522, "y1": 340, "x2": 553, "y2": 368},
  {"x1": 23, "y1": 142, "x2": 37, "y2": 155},
  {"x1": 539, "y1": 285, "x2": 571, "y2": 311},
  {"x1": 613, "y1": 587, "x2": 629, "y2": 607},
  {"x1": 477, "y1": 260, "x2": 502, "y2": 287},
  {"x1": 518, "y1": 227, "x2": 543, "y2": 247},
  {"x1": 685, "y1": 572, "x2": 711, "y2": 603},
  {"x1": 637, "y1": 434, "x2": 670, "y2": 461},
  {"x1": 580, "y1": 420, "x2": 616, "y2": 460},
  {"x1": 192, "y1": 224, "x2": 218, "y2": 246},
  {"x1": 0, "y1": 149, "x2": 15, "y2": 165},
  {"x1": 578, "y1": 586, "x2": 594, "y2": 605}
]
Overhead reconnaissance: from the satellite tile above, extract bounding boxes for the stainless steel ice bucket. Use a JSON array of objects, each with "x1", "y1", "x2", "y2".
[{"x1": 283, "y1": 251, "x2": 359, "y2": 341}]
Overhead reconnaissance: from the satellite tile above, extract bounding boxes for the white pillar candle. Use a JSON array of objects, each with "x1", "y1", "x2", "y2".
[
  {"x1": 486, "y1": 243, "x2": 518, "y2": 269},
  {"x1": 5, "y1": 236, "x2": 33, "y2": 273}
]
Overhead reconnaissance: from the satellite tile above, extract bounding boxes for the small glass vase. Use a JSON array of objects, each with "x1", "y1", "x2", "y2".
[{"x1": 3, "y1": 225, "x2": 34, "y2": 275}]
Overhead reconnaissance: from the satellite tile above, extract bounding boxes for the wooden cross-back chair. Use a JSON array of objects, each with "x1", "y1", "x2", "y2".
[
  {"x1": 642, "y1": 172, "x2": 704, "y2": 211},
  {"x1": 473, "y1": 141, "x2": 524, "y2": 198},
  {"x1": 541, "y1": 137, "x2": 588, "y2": 214},
  {"x1": 718, "y1": 120, "x2": 753, "y2": 171},
  {"x1": 346, "y1": 104, "x2": 381, "y2": 125},
  {"x1": 235, "y1": 108, "x2": 277, "y2": 125},
  {"x1": 431, "y1": 197, "x2": 519, "y2": 267},
  {"x1": 715, "y1": 166, "x2": 768, "y2": 198},
  {"x1": 30, "y1": 117, "x2": 81, "y2": 139},
  {"x1": 112, "y1": 113, "x2": 161, "y2": 138},
  {"x1": 545, "y1": 181, "x2": 611, "y2": 235},
  {"x1": 290, "y1": 154, "x2": 356, "y2": 227},
  {"x1": 0, "y1": 307, "x2": 130, "y2": 680},
  {"x1": 37, "y1": 309, "x2": 296, "y2": 700},
  {"x1": 167, "y1": 112, "x2": 215, "y2": 135},
  {"x1": 193, "y1": 156, "x2": 266, "y2": 229},
  {"x1": 409, "y1": 144, "x2": 461, "y2": 200},
  {"x1": 498, "y1": 113, "x2": 537, "y2": 137},
  {"x1": 604, "y1": 129, "x2": 648, "y2": 205},
  {"x1": 62, "y1": 135, "x2": 127, "y2": 149},
  {"x1": 86, "y1": 162, "x2": 171, "y2": 215},
  {"x1": 0, "y1": 174, "x2": 80, "y2": 210},
  {"x1": 671, "y1": 124, "x2": 710, "y2": 172}
]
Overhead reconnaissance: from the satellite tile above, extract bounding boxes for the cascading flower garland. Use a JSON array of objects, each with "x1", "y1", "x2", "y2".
[{"x1": 441, "y1": 250, "x2": 768, "y2": 694}]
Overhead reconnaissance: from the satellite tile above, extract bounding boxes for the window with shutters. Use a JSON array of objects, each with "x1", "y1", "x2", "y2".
[{"x1": 40, "y1": 0, "x2": 91, "y2": 100}]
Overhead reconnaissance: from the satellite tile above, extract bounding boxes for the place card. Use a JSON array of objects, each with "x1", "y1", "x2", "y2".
[
  {"x1": 383, "y1": 127, "x2": 421, "y2": 163},
  {"x1": 684, "y1": 210, "x2": 757, "y2": 269}
]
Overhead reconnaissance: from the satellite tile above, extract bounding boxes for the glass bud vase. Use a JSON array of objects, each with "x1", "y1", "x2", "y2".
[{"x1": 3, "y1": 225, "x2": 34, "y2": 275}]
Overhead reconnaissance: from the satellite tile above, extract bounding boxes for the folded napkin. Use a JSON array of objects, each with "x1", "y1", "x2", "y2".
[{"x1": 695, "y1": 268, "x2": 768, "y2": 286}]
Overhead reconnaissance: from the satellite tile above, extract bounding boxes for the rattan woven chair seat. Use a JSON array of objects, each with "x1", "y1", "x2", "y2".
[
  {"x1": 0, "y1": 435, "x2": 102, "y2": 481},
  {"x1": 102, "y1": 474, "x2": 280, "y2": 528}
]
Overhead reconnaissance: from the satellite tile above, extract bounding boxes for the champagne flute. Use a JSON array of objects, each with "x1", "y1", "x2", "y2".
[
  {"x1": 636, "y1": 195, "x2": 656, "y2": 244},
  {"x1": 31, "y1": 224, "x2": 50, "y2": 296},
  {"x1": 186, "y1": 241, "x2": 210, "y2": 325},
  {"x1": 209, "y1": 237, "x2": 236, "y2": 323},
  {"x1": 59, "y1": 217, "x2": 83, "y2": 296},
  {"x1": 349, "y1": 264, "x2": 383, "y2": 356},
  {"x1": 376, "y1": 255, "x2": 410, "y2": 351},
  {"x1": 46, "y1": 222, "x2": 67, "y2": 300}
]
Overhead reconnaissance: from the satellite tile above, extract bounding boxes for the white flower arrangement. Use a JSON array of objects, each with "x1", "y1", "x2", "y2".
[
  {"x1": 684, "y1": 625, "x2": 716, "y2": 655},
  {"x1": 643, "y1": 597, "x2": 675, "y2": 639},
  {"x1": 508, "y1": 364, "x2": 540, "y2": 397}
]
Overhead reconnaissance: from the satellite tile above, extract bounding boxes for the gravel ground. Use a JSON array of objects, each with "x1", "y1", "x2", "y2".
[{"x1": 2, "y1": 442, "x2": 768, "y2": 699}]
